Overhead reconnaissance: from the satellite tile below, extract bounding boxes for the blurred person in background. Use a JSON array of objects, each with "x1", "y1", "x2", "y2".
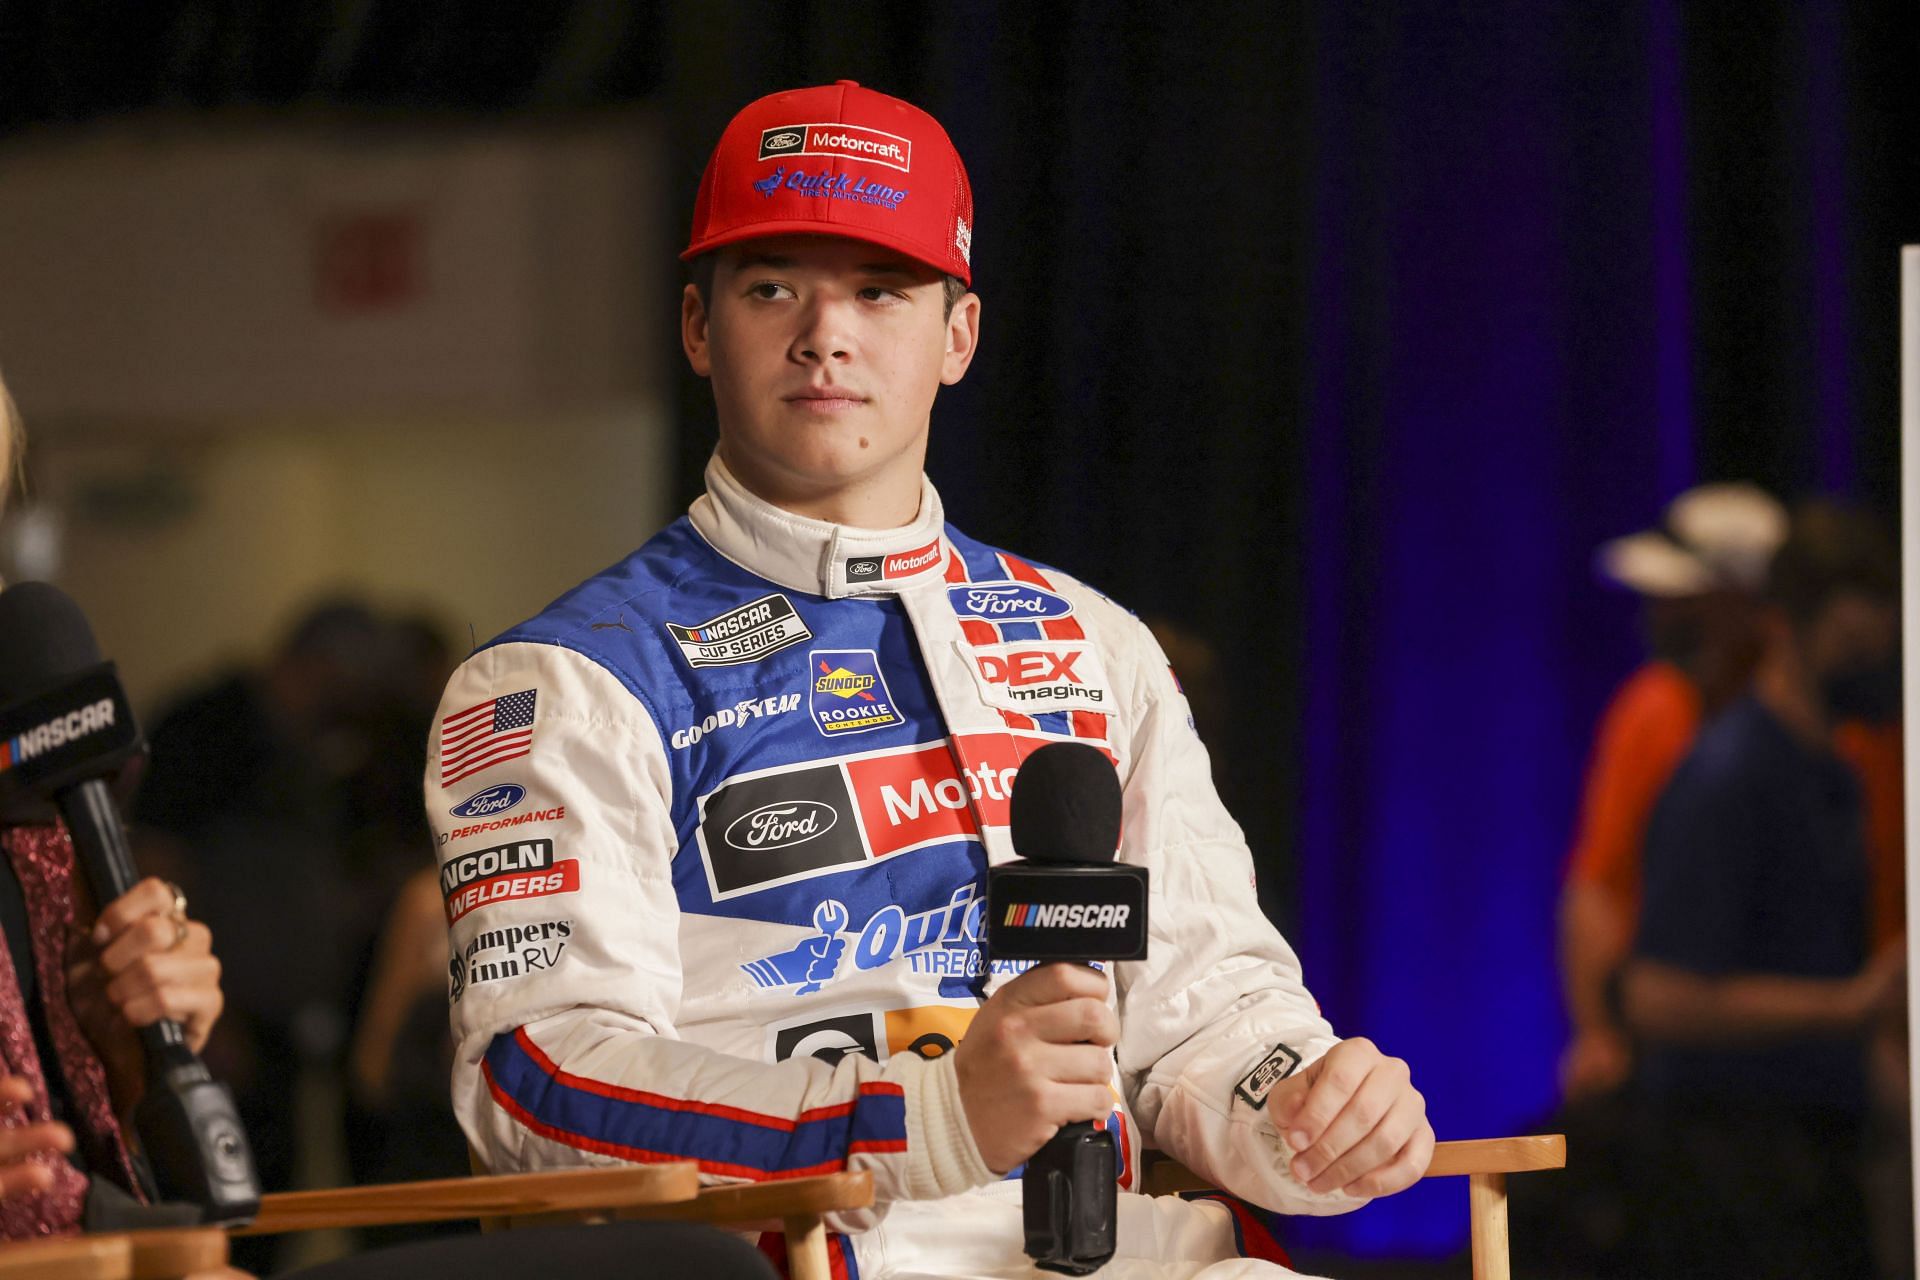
[
  {"x1": 1622, "y1": 500, "x2": 1906, "y2": 1280},
  {"x1": 0, "y1": 367, "x2": 232, "y2": 1240},
  {"x1": 1558, "y1": 481, "x2": 1786, "y2": 1103},
  {"x1": 130, "y1": 598, "x2": 409, "y2": 1268}
]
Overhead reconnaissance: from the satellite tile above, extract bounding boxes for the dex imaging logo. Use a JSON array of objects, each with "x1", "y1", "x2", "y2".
[{"x1": 809, "y1": 649, "x2": 901, "y2": 737}]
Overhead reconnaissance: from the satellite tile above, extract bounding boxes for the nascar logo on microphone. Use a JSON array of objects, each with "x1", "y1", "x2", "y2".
[
  {"x1": 1002, "y1": 902, "x2": 1133, "y2": 929},
  {"x1": 0, "y1": 697, "x2": 116, "y2": 770}
]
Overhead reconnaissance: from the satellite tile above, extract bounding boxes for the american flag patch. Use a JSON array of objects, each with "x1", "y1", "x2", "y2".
[{"x1": 439, "y1": 689, "x2": 537, "y2": 788}]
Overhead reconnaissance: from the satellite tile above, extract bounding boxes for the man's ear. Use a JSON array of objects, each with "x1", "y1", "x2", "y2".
[
  {"x1": 682, "y1": 283, "x2": 713, "y2": 377},
  {"x1": 941, "y1": 291, "x2": 982, "y2": 386}
]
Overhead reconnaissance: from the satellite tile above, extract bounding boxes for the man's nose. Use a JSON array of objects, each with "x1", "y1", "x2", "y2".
[{"x1": 792, "y1": 297, "x2": 855, "y2": 364}]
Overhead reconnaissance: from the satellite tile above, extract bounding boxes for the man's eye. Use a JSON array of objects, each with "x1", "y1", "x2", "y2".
[
  {"x1": 748, "y1": 282, "x2": 793, "y2": 300},
  {"x1": 859, "y1": 287, "x2": 904, "y2": 302}
]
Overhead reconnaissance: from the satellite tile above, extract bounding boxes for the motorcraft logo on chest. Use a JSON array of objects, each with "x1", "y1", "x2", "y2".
[
  {"x1": 757, "y1": 122, "x2": 912, "y2": 172},
  {"x1": 809, "y1": 650, "x2": 901, "y2": 737},
  {"x1": 666, "y1": 594, "x2": 812, "y2": 669},
  {"x1": 440, "y1": 838, "x2": 580, "y2": 924},
  {"x1": 845, "y1": 538, "x2": 943, "y2": 585},
  {"x1": 448, "y1": 918, "x2": 571, "y2": 1003},
  {"x1": 961, "y1": 640, "x2": 1111, "y2": 714},
  {"x1": 946, "y1": 582, "x2": 1074, "y2": 622}
]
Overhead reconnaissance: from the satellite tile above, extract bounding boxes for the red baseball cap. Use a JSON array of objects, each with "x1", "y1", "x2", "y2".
[{"x1": 683, "y1": 80, "x2": 975, "y2": 285}]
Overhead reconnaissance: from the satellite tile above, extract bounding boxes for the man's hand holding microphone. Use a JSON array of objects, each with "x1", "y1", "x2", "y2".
[{"x1": 950, "y1": 742, "x2": 1431, "y2": 1272}]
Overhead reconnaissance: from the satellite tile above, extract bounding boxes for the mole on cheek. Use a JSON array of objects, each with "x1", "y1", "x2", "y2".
[{"x1": 858, "y1": 437, "x2": 870, "y2": 449}]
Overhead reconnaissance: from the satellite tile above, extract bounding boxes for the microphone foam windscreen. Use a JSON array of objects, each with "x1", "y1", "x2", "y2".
[
  {"x1": 0, "y1": 580, "x2": 103, "y2": 704},
  {"x1": 1007, "y1": 741, "x2": 1123, "y2": 865}
]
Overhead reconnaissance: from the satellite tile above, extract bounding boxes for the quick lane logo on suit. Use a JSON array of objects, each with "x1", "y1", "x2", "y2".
[
  {"x1": 742, "y1": 887, "x2": 980, "y2": 994},
  {"x1": 961, "y1": 640, "x2": 1111, "y2": 714},
  {"x1": 666, "y1": 594, "x2": 812, "y2": 669},
  {"x1": 945, "y1": 582, "x2": 1074, "y2": 622},
  {"x1": 439, "y1": 839, "x2": 581, "y2": 924},
  {"x1": 844, "y1": 538, "x2": 943, "y2": 584},
  {"x1": 808, "y1": 650, "x2": 901, "y2": 736}
]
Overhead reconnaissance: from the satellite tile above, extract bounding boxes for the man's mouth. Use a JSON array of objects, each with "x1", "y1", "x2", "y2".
[{"x1": 784, "y1": 390, "x2": 867, "y2": 412}]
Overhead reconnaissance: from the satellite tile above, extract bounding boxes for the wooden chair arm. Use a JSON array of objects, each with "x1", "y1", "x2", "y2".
[
  {"x1": 616, "y1": 1170, "x2": 874, "y2": 1226},
  {"x1": 0, "y1": 1235, "x2": 130, "y2": 1280},
  {"x1": 1139, "y1": 1134, "x2": 1566, "y2": 1196},
  {"x1": 234, "y1": 1161, "x2": 700, "y2": 1235},
  {"x1": 0, "y1": 1227, "x2": 227, "y2": 1280},
  {"x1": 1423, "y1": 1135, "x2": 1566, "y2": 1178}
]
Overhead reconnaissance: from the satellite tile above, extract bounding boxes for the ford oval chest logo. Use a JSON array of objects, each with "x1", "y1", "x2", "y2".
[{"x1": 725, "y1": 800, "x2": 838, "y2": 851}]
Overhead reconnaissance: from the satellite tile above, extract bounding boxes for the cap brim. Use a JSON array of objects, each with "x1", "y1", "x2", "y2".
[{"x1": 682, "y1": 220, "x2": 969, "y2": 286}]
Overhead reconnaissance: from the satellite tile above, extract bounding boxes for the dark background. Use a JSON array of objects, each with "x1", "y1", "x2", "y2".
[{"x1": 4, "y1": 0, "x2": 1916, "y2": 1257}]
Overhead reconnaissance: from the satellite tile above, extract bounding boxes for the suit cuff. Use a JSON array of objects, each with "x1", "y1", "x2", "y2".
[{"x1": 883, "y1": 1050, "x2": 996, "y2": 1200}]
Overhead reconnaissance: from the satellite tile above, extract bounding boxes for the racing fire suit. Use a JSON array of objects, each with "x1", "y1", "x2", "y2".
[{"x1": 426, "y1": 457, "x2": 1363, "y2": 1277}]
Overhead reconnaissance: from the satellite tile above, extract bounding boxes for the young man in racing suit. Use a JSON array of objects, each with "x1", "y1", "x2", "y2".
[{"x1": 426, "y1": 82, "x2": 1432, "y2": 1278}]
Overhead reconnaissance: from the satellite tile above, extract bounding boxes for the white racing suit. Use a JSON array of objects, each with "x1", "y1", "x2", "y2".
[{"x1": 426, "y1": 457, "x2": 1363, "y2": 1278}]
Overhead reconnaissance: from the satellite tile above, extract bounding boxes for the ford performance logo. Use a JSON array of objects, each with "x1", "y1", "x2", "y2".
[
  {"x1": 947, "y1": 583, "x2": 1074, "y2": 621},
  {"x1": 450, "y1": 783, "x2": 527, "y2": 819},
  {"x1": 725, "y1": 801, "x2": 838, "y2": 852}
]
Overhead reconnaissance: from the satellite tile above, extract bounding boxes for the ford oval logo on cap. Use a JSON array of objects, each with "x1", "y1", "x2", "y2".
[{"x1": 450, "y1": 783, "x2": 528, "y2": 819}]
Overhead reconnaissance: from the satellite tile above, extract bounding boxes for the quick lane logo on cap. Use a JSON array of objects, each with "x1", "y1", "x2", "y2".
[
  {"x1": 758, "y1": 123, "x2": 913, "y2": 172},
  {"x1": 667, "y1": 594, "x2": 813, "y2": 669}
]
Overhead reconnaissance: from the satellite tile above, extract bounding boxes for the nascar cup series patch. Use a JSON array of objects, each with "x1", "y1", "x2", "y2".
[
  {"x1": 808, "y1": 649, "x2": 901, "y2": 736},
  {"x1": 666, "y1": 594, "x2": 812, "y2": 668}
]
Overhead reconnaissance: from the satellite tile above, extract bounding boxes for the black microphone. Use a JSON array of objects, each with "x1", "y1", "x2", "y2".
[
  {"x1": 985, "y1": 742, "x2": 1146, "y2": 1275},
  {"x1": 0, "y1": 581, "x2": 260, "y2": 1224}
]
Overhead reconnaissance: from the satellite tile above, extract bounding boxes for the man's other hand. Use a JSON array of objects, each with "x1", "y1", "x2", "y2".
[
  {"x1": 1266, "y1": 1037, "x2": 1433, "y2": 1197},
  {"x1": 953, "y1": 963, "x2": 1118, "y2": 1174}
]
